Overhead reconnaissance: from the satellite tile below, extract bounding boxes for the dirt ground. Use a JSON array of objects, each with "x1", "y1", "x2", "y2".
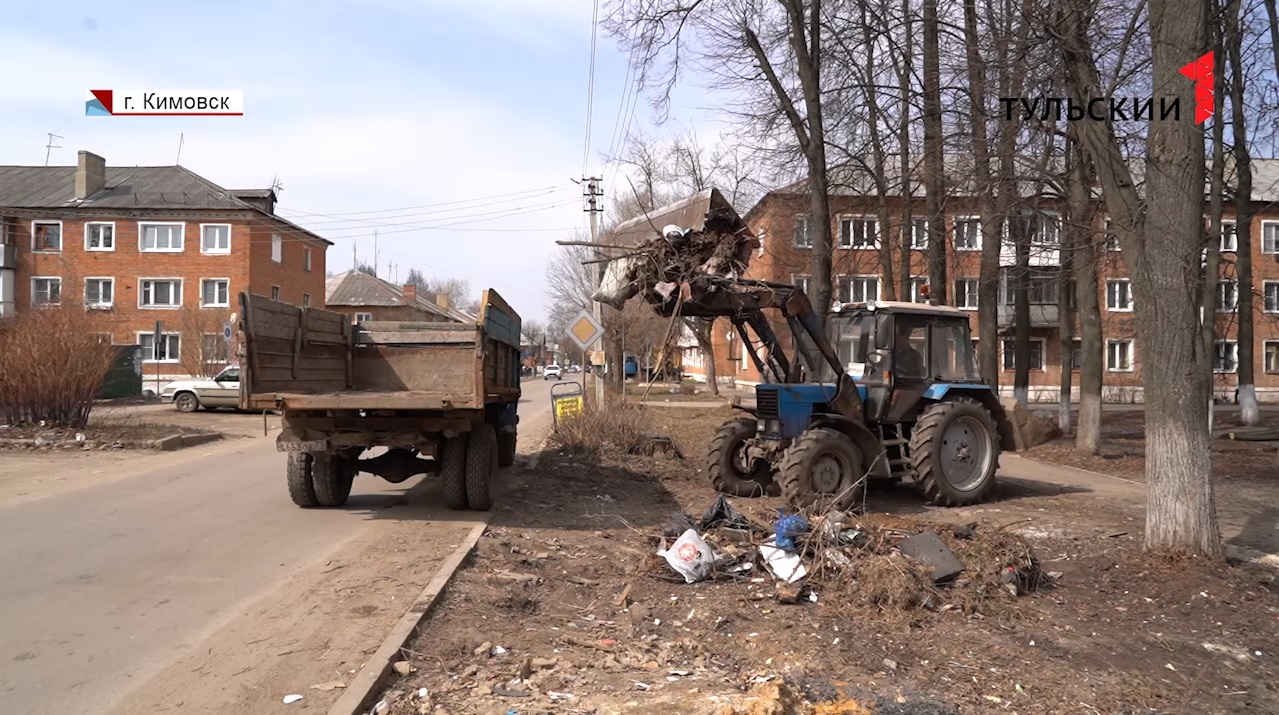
[
  {"x1": 0, "y1": 402, "x2": 276, "y2": 451},
  {"x1": 374, "y1": 405, "x2": 1279, "y2": 715}
]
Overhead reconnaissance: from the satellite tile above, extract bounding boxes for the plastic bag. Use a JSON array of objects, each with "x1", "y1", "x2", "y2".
[
  {"x1": 774, "y1": 512, "x2": 810, "y2": 552},
  {"x1": 656, "y1": 528, "x2": 715, "y2": 583}
]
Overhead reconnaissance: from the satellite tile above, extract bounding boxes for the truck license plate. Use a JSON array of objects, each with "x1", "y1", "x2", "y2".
[{"x1": 278, "y1": 439, "x2": 328, "y2": 453}]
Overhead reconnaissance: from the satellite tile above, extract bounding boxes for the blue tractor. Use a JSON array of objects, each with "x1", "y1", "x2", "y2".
[{"x1": 654, "y1": 276, "x2": 1017, "y2": 512}]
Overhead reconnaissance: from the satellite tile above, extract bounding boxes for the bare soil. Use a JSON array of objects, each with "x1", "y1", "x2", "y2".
[
  {"x1": 376, "y1": 405, "x2": 1279, "y2": 715},
  {"x1": 0, "y1": 420, "x2": 217, "y2": 450}
]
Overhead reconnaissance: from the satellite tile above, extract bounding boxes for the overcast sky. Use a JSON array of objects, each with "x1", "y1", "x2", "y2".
[{"x1": 0, "y1": 0, "x2": 724, "y2": 322}]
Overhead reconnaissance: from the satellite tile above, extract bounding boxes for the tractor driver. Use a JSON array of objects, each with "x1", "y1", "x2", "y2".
[{"x1": 894, "y1": 323, "x2": 927, "y2": 378}]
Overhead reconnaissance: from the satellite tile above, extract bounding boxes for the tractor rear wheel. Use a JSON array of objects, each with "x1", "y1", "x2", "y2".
[
  {"x1": 779, "y1": 427, "x2": 865, "y2": 512},
  {"x1": 909, "y1": 397, "x2": 1000, "y2": 506},
  {"x1": 707, "y1": 418, "x2": 773, "y2": 497}
]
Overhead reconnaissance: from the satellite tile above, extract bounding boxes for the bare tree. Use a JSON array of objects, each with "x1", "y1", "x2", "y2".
[
  {"x1": 1227, "y1": 0, "x2": 1258, "y2": 425},
  {"x1": 962, "y1": 0, "x2": 1001, "y2": 385},
  {"x1": 405, "y1": 267, "x2": 429, "y2": 291},
  {"x1": 178, "y1": 306, "x2": 232, "y2": 378}
]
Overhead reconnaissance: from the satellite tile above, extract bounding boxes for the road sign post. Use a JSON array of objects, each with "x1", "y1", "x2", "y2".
[
  {"x1": 152, "y1": 320, "x2": 163, "y2": 396},
  {"x1": 564, "y1": 309, "x2": 604, "y2": 404}
]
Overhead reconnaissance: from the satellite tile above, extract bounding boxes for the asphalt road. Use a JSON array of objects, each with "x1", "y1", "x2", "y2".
[{"x1": 0, "y1": 379, "x2": 556, "y2": 715}]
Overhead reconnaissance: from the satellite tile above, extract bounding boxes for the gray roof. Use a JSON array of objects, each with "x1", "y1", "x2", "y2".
[
  {"x1": 0, "y1": 165, "x2": 256, "y2": 209},
  {"x1": 231, "y1": 188, "x2": 276, "y2": 199},
  {"x1": 324, "y1": 271, "x2": 468, "y2": 323}
]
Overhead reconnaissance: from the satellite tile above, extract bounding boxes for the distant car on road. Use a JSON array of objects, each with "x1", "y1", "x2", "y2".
[
  {"x1": 161, "y1": 366, "x2": 242, "y2": 412},
  {"x1": 565, "y1": 364, "x2": 581, "y2": 374},
  {"x1": 544, "y1": 364, "x2": 562, "y2": 381}
]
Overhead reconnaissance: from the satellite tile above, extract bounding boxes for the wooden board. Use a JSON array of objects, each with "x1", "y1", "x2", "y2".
[
  {"x1": 258, "y1": 390, "x2": 481, "y2": 411},
  {"x1": 353, "y1": 345, "x2": 477, "y2": 399}
]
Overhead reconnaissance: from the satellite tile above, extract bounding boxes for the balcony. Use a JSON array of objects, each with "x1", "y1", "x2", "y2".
[
  {"x1": 0, "y1": 244, "x2": 15, "y2": 270},
  {"x1": 997, "y1": 303, "x2": 1059, "y2": 328}
]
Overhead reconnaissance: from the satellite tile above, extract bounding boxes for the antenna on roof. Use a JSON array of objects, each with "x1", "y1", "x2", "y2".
[
  {"x1": 44, "y1": 133, "x2": 63, "y2": 166},
  {"x1": 176, "y1": 133, "x2": 184, "y2": 164},
  {"x1": 270, "y1": 174, "x2": 283, "y2": 194}
]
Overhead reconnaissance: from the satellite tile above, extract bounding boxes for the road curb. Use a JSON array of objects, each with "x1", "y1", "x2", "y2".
[
  {"x1": 524, "y1": 434, "x2": 554, "y2": 471},
  {"x1": 327, "y1": 520, "x2": 489, "y2": 715},
  {"x1": 152, "y1": 432, "x2": 224, "y2": 451}
]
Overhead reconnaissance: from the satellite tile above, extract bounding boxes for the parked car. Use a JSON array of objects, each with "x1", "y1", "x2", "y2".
[
  {"x1": 161, "y1": 366, "x2": 242, "y2": 412},
  {"x1": 544, "y1": 364, "x2": 563, "y2": 380}
]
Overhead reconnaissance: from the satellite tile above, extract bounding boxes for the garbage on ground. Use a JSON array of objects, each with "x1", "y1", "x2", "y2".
[
  {"x1": 774, "y1": 511, "x2": 810, "y2": 551},
  {"x1": 283, "y1": 693, "x2": 303, "y2": 704},
  {"x1": 656, "y1": 528, "x2": 716, "y2": 583}
]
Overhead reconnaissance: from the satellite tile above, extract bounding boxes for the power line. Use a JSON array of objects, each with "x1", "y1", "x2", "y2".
[
  {"x1": 281, "y1": 187, "x2": 576, "y2": 228},
  {"x1": 276, "y1": 184, "x2": 570, "y2": 219},
  {"x1": 582, "y1": 0, "x2": 600, "y2": 176}
]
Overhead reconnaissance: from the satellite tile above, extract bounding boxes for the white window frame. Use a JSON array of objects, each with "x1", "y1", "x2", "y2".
[
  {"x1": 839, "y1": 275, "x2": 880, "y2": 304},
  {"x1": 302, "y1": 293, "x2": 311, "y2": 308},
  {"x1": 1214, "y1": 339, "x2": 1239, "y2": 374},
  {"x1": 793, "y1": 214, "x2": 813, "y2": 248},
  {"x1": 955, "y1": 278, "x2": 979, "y2": 310},
  {"x1": 200, "y1": 333, "x2": 230, "y2": 363},
  {"x1": 910, "y1": 218, "x2": 928, "y2": 249},
  {"x1": 1028, "y1": 212, "x2": 1061, "y2": 245},
  {"x1": 138, "y1": 221, "x2": 185, "y2": 253},
  {"x1": 908, "y1": 276, "x2": 928, "y2": 303},
  {"x1": 838, "y1": 215, "x2": 878, "y2": 249},
  {"x1": 137, "y1": 331, "x2": 181, "y2": 364},
  {"x1": 304, "y1": 247, "x2": 313, "y2": 271},
  {"x1": 1265, "y1": 281, "x2": 1279, "y2": 313},
  {"x1": 1070, "y1": 338, "x2": 1083, "y2": 371},
  {"x1": 199, "y1": 223, "x2": 232, "y2": 254},
  {"x1": 1106, "y1": 279, "x2": 1133, "y2": 312},
  {"x1": 84, "y1": 221, "x2": 116, "y2": 252},
  {"x1": 139, "y1": 278, "x2": 183, "y2": 309},
  {"x1": 31, "y1": 220, "x2": 63, "y2": 253},
  {"x1": 1104, "y1": 218, "x2": 1121, "y2": 251},
  {"x1": 1215, "y1": 280, "x2": 1238, "y2": 313},
  {"x1": 953, "y1": 216, "x2": 982, "y2": 251},
  {"x1": 271, "y1": 285, "x2": 281, "y2": 301},
  {"x1": 1263, "y1": 221, "x2": 1279, "y2": 254},
  {"x1": 1219, "y1": 220, "x2": 1237, "y2": 253},
  {"x1": 31, "y1": 276, "x2": 62, "y2": 306},
  {"x1": 1001, "y1": 337, "x2": 1046, "y2": 371},
  {"x1": 1265, "y1": 341, "x2": 1279, "y2": 374},
  {"x1": 84, "y1": 277, "x2": 115, "y2": 309},
  {"x1": 271, "y1": 234, "x2": 283, "y2": 262},
  {"x1": 791, "y1": 274, "x2": 811, "y2": 296},
  {"x1": 200, "y1": 278, "x2": 230, "y2": 308},
  {"x1": 1106, "y1": 339, "x2": 1135, "y2": 372},
  {"x1": 354, "y1": 312, "x2": 374, "y2": 324}
]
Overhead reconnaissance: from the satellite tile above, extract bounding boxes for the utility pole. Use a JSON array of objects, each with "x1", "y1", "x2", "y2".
[
  {"x1": 585, "y1": 176, "x2": 604, "y2": 406},
  {"x1": 373, "y1": 230, "x2": 379, "y2": 277}
]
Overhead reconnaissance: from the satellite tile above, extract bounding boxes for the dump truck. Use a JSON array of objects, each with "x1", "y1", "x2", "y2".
[{"x1": 236, "y1": 289, "x2": 522, "y2": 510}]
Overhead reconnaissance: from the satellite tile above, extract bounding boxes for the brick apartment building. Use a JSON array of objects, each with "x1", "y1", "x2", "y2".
[
  {"x1": 680, "y1": 160, "x2": 1279, "y2": 403},
  {"x1": 0, "y1": 150, "x2": 331, "y2": 378},
  {"x1": 324, "y1": 270, "x2": 473, "y2": 324}
]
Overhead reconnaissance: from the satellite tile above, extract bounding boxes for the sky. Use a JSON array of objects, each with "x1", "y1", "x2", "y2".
[{"x1": 0, "y1": 0, "x2": 725, "y2": 322}]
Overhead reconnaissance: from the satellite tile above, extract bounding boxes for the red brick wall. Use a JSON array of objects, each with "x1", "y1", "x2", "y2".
[{"x1": 246, "y1": 222, "x2": 327, "y2": 308}]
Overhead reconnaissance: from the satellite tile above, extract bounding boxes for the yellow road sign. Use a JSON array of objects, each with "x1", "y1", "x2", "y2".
[
  {"x1": 565, "y1": 309, "x2": 604, "y2": 351},
  {"x1": 554, "y1": 395, "x2": 583, "y2": 421}
]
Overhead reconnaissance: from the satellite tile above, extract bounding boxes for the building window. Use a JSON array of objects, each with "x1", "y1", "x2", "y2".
[
  {"x1": 271, "y1": 235, "x2": 283, "y2": 262},
  {"x1": 84, "y1": 278, "x2": 114, "y2": 308},
  {"x1": 1265, "y1": 341, "x2": 1279, "y2": 374},
  {"x1": 1264, "y1": 221, "x2": 1279, "y2": 254},
  {"x1": 954, "y1": 278, "x2": 979, "y2": 310},
  {"x1": 792, "y1": 274, "x2": 811, "y2": 295},
  {"x1": 1104, "y1": 218, "x2": 1120, "y2": 251},
  {"x1": 839, "y1": 216, "x2": 877, "y2": 248},
  {"x1": 793, "y1": 215, "x2": 813, "y2": 248},
  {"x1": 954, "y1": 218, "x2": 981, "y2": 250},
  {"x1": 1000, "y1": 270, "x2": 1058, "y2": 305},
  {"x1": 1219, "y1": 220, "x2": 1237, "y2": 253},
  {"x1": 304, "y1": 247, "x2": 313, "y2": 271},
  {"x1": 1214, "y1": 340, "x2": 1238, "y2": 373},
  {"x1": 1216, "y1": 280, "x2": 1238, "y2": 312},
  {"x1": 354, "y1": 312, "x2": 374, "y2": 324},
  {"x1": 201, "y1": 224, "x2": 231, "y2": 254},
  {"x1": 139, "y1": 222, "x2": 184, "y2": 252},
  {"x1": 1071, "y1": 338, "x2": 1083, "y2": 370},
  {"x1": 139, "y1": 333, "x2": 181, "y2": 363},
  {"x1": 302, "y1": 293, "x2": 311, "y2": 308},
  {"x1": 1027, "y1": 212, "x2": 1061, "y2": 245},
  {"x1": 201, "y1": 279, "x2": 230, "y2": 307},
  {"x1": 140, "y1": 279, "x2": 182, "y2": 308},
  {"x1": 909, "y1": 277, "x2": 928, "y2": 303},
  {"x1": 85, "y1": 222, "x2": 114, "y2": 251},
  {"x1": 1001, "y1": 338, "x2": 1045, "y2": 371},
  {"x1": 32, "y1": 221, "x2": 62, "y2": 252},
  {"x1": 910, "y1": 218, "x2": 928, "y2": 249},
  {"x1": 31, "y1": 277, "x2": 61, "y2": 305},
  {"x1": 1106, "y1": 279, "x2": 1133, "y2": 311},
  {"x1": 1107, "y1": 339, "x2": 1134, "y2": 372},
  {"x1": 201, "y1": 334, "x2": 230, "y2": 363},
  {"x1": 1265, "y1": 281, "x2": 1279, "y2": 313},
  {"x1": 838, "y1": 276, "x2": 879, "y2": 304},
  {"x1": 271, "y1": 285, "x2": 281, "y2": 301}
]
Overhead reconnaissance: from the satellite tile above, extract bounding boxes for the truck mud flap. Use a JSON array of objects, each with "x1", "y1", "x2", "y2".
[{"x1": 277, "y1": 439, "x2": 329, "y2": 453}]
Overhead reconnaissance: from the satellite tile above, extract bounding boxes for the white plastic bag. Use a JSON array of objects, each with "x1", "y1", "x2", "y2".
[{"x1": 656, "y1": 528, "x2": 715, "y2": 583}]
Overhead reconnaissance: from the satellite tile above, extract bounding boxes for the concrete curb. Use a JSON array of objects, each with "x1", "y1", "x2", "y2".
[
  {"x1": 523, "y1": 434, "x2": 554, "y2": 471},
  {"x1": 327, "y1": 520, "x2": 489, "y2": 715},
  {"x1": 152, "y1": 432, "x2": 224, "y2": 451}
]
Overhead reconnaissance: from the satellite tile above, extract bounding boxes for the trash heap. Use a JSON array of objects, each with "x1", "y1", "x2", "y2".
[
  {"x1": 593, "y1": 210, "x2": 759, "y2": 311},
  {"x1": 651, "y1": 496, "x2": 1044, "y2": 615}
]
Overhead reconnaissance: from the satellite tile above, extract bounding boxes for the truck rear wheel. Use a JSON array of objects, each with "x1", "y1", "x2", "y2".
[
  {"x1": 313, "y1": 454, "x2": 354, "y2": 507},
  {"x1": 497, "y1": 429, "x2": 517, "y2": 468},
  {"x1": 909, "y1": 397, "x2": 1000, "y2": 506},
  {"x1": 466, "y1": 424, "x2": 497, "y2": 511},
  {"x1": 779, "y1": 427, "x2": 865, "y2": 512},
  {"x1": 440, "y1": 435, "x2": 469, "y2": 510},
  {"x1": 287, "y1": 453, "x2": 320, "y2": 508}
]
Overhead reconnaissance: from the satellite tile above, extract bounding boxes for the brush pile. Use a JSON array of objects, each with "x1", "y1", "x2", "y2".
[{"x1": 592, "y1": 205, "x2": 759, "y2": 311}]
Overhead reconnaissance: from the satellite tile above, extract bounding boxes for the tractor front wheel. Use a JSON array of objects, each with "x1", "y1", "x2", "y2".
[
  {"x1": 909, "y1": 397, "x2": 1000, "y2": 506},
  {"x1": 707, "y1": 418, "x2": 774, "y2": 497},
  {"x1": 779, "y1": 427, "x2": 865, "y2": 512}
]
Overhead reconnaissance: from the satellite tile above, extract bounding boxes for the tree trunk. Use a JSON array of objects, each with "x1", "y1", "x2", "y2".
[
  {"x1": 1228, "y1": 2, "x2": 1258, "y2": 425},
  {"x1": 1203, "y1": 21, "x2": 1226, "y2": 420},
  {"x1": 1059, "y1": 141, "x2": 1088, "y2": 434},
  {"x1": 922, "y1": 0, "x2": 947, "y2": 303},
  {"x1": 962, "y1": 0, "x2": 1001, "y2": 386},
  {"x1": 1059, "y1": 0, "x2": 1222, "y2": 557},
  {"x1": 896, "y1": 0, "x2": 914, "y2": 302},
  {"x1": 688, "y1": 318, "x2": 719, "y2": 396},
  {"x1": 1070, "y1": 135, "x2": 1103, "y2": 454}
]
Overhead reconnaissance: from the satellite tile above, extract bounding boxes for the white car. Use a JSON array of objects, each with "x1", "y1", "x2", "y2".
[
  {"x1": 544, "y1": 364, "x2": 562, "y2": 381},
  {"x1": 161, "y1": 366, "x2": 242, "y2": 412}
]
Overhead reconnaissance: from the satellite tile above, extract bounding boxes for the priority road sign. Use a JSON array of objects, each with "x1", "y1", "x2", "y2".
[{"x1": 564, "y1": 309, "x2": 604, "y2": 351}]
